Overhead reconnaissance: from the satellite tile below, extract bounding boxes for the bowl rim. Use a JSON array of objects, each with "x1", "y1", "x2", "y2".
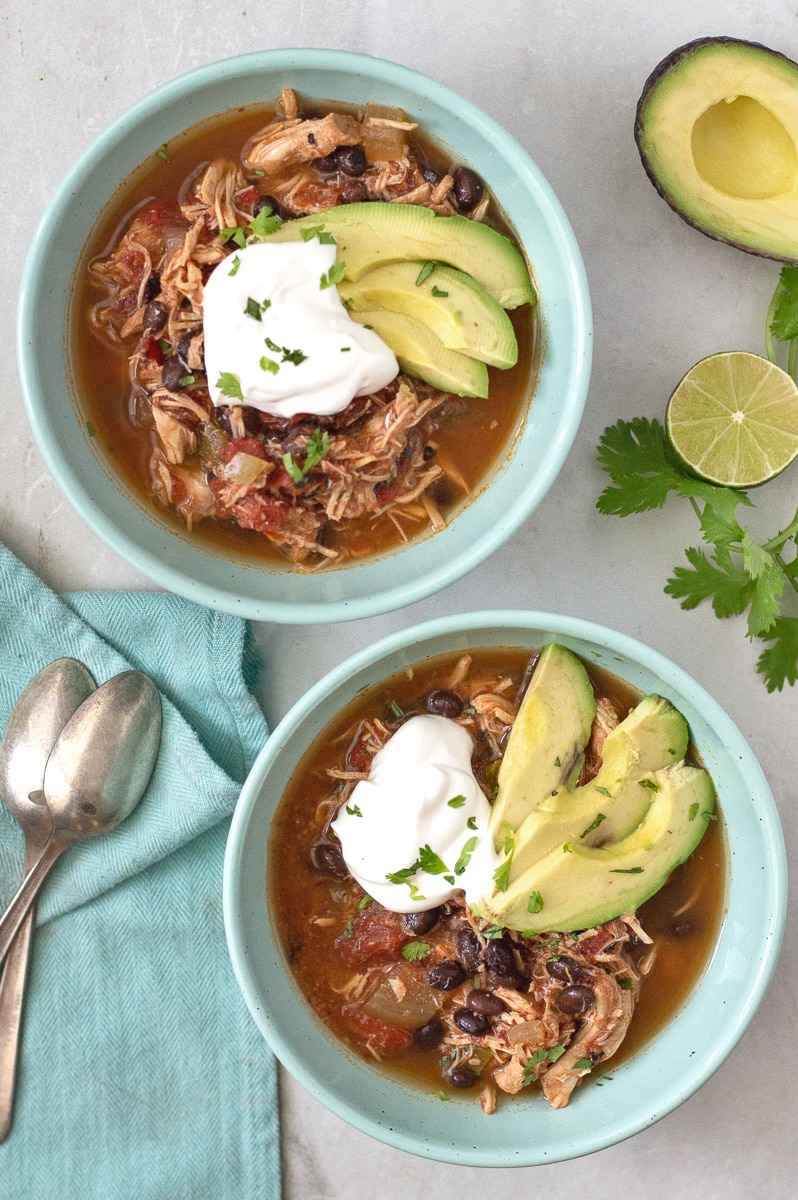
[
  {"x1": 17, "y1": 48, "x2": 592, "y2": 623},
  {"x1": 223, "y1": 608, "x2": 787, "y2": 1165}
]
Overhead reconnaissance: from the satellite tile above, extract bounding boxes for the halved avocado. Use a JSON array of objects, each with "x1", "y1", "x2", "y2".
[
  {"x1": 338, "y1": 261, "x2": 518, "y2": 368},
  {"x1": 636, "y1": 37, "x2": 798, "y2": 261},
  {"x1": 262, "y1": 202, "x2": 535, "y2": 308},
  {"x1": 349, "y1": 308, "x2": 489, "y2": 397}
]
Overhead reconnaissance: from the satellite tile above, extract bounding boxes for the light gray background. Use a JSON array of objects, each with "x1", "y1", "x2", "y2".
[{"x1": 2, "y1": 2, "x2": 796, "y2": 1197}]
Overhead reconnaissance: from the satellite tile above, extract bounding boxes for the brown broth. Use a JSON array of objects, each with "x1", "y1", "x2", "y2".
[
  {"x1": 269, "y1": 647, "x2": 726, "y2": 1100},
  {"x1": 70, "y1": 101, "x2": 537, "y2": 567}
]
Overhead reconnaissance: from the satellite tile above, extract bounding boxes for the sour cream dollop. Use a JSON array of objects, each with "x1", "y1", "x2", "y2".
[
  {"x1": 203, "y1": 240, "x2": 398, "y2": 419},
  {"x1": 331, "y1": 714, "x2": 501, "y2": 913}
]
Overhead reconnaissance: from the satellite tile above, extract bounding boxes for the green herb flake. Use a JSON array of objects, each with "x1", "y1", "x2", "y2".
[
  {"x1": 447, "y1": 795, "x2": 467, "y2": 809},
  {"x1": 282, "y1": 453, "x2": 303, "y2": 484},
  {"x1": 220, "y1": 225, "x2": 247, "y2": 249},
  {"x1": 159, "y1": 339, "x2": 172, "y2": 354},
  {"x1": 300, "y1": 224, "x2": 336, "y2": 244},
  {"x1": 260, "y1": 356, "x2": 280, "y2": 375},
  {"x1": 155, "y1": 143, "x2": 170, "y2": 162},
  {"x1": 178, "y1": 374, "x2": 195, "y2": 387},
  {"x1": 454, "y1": 836, "x2": 478, "y2": 877},
  {"x1": 619, "y1": 977, "x2": 633, "y2": 990},
  {"x1": 436, "y1": 1090, "x2": 450, "y2": 1102},
  {"x1": 345, "y1": 804, "x2": 363, "y2": 817},
  {"x1": 431, "y1": 285, "x2": 449, "y2": 297},
  {"x1": 594, "y1": 786, "x2": 612, "y2": 798},
  {"x1": 467, "y1": 816, "x2": 478, "y2": 830},
  {"x1": 492, "y1": 858, "x2": 513, "y2": 893},
  {"x1": 407, "y1": 882, "x2": 426, "y2": 902},
  {"x1": 573, "y1": 1058, "x2": 593, "y2": 1071},
  {"x1": 402, "y1": 941, "x2": 431, "y2": 962},
  {"x1": 386, "y1": 860, "x2": 421, "y2": 886},
  {"x1": 547, "y1": 1045, "x2": 566, "y2": 1063},
  {"x1": 527, "y1": 891, "x2": 544, "y2": 914},
  {"x1": 688, "y1": 802, "x2": 700, "y2": 822},
  {"x1": 228, "y1": 255, "x2": 242, "y2": 277},
  {"x1": 443, "y1": 874, "x2": 455, "y2": 885},
  {"x1": 610, "y1": 866, "x2": 644, "y2": 874},
  {"x1": 216, "y1": 372, "x2": 244, "y2": 402},
  {"x1": 389, "y1": 699, "x2": 405, "y2": 718},
  {"x1": 562, "y1": 842, "x2": 571, "y2": 853},
  {"x1": 340, "y1": 345, "x2": 351, "y2": 352},
  {"x1": 245, "y1": 297, "x2": 264, "y2": 321},
  {"x1": 357, "y1": 895, "x2": 372, "y2": 910},
  {"x1": 342, "y1": 919, "x2": 354, "y2": 939},
  {"x1": 639, "y1": 778, "x2": 660, "y2": 791},
  {"x1": 554, "y1": 756, "x2": 561, "y2": 767},
  {"x1": 419, "y1": 844, "x2": 450, "y2": 876},
  {"x1": 320, "y1": 261, "x2": 347, "y2": 290},
  {"x1": 482, "y1": 925, "x2": 505, "y2": 940},
  {"x1": 248, "y1": 206, "x2": 282, "y2": 239},
  {"x1": 85, "y1": 421, "x2": 96, "y2": 438},
  {"x1": 415, "y1": 261, "x2": 435, "y2": 286},
  {"x1": 580, "y1": 812, "x2": 606, "y2": 838}
]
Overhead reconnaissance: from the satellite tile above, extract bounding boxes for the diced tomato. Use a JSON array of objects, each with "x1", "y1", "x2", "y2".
[
  {"x1": 222, "y1": 437, "x2": 268, "y2": 463},
  {"x1": 337, "y1": 909, "x2": 410, "y2": 965},
  {"x1": 341, "y1": 1004, "x2": 414, "y2": 1055},
  {"x1": 143, "y1": 337, "x2": 166, "y2": 365}
]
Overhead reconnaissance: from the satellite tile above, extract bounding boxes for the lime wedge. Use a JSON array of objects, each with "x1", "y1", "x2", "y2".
[{"x1": 665, "y1": 351, "x2": 798, "y2": 488}]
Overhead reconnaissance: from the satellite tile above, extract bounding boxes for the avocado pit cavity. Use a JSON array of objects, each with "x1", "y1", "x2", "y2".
[{"x1": 692, "y1": 95, "x2": 797, "y2": 200}]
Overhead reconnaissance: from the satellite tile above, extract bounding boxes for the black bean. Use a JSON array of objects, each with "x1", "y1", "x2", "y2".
[
  {"x1": 335, "y1": 145, "x2": 367, "y2": 177},
  {"x1": 422, "y1": 445, "x2": 436, "y2": 460},
  {"x1": 545, "y1": 955, "x2": 585, "y2": 984},
  {"x1": 452, "y1": 1007, "x2": 491, "y2": 1036},
  {"x1": 254, "y1": 194, "x2": 285, "y2": 220},
  {"x1": 339, "y1": 179, "x2": 369, "y2": 205},
  {"x1": 312, "y1": 153, "x2": 339, "y2": 175},
  {"x1": 309, "y1": 840, "x2": 349, "y2": 879},
  {"x1": 422, "y1": 165, "x2": 444, "y2": 186},
  {"x1": 555, "y1": 984, "x2": 595, "y2": 1015},
  {"x1": 402, "y1": 907, "x2": 443, "y2": 936},
  {"x1": 413, "y1": 1017, "x2": 444, "y2": 1049},
  {"x1": 142, "y1": 300, "x2": 167, "y2": 333},
  {"x1": 162, "y1": 356, "x2": 187, "y2": 392},
  {"x1": 447, "y1": 1065, "x2": 478, "y2": 1089},
  {"x1": 143, "y1": 275, "x2": 160, "y2": 303},
  {"x1": 455, "y1": 926, "x2": 483, "y2": 972},
  {"x1": 466, "y1": 989, "x2": 506, "y2": 1016},
  {"x1": 486, "y1": 967, "x2": 525, "y2": 991},
  {"x1": 426, "y1": 689, "x2": 463, "y2": 719},
  {"x1": 485, "y1": 937, "x2": 515, "y2": 973},
  {"x1": 451, "y1": 165, "x2": 484, "y2": 213},
  {"x1": 427, "y1": 960, "x2": 465, "y2": 991}
]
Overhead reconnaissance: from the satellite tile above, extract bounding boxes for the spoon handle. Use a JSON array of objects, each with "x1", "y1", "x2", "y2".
[
  {"x1": 0, "y1": 907, "x2": 34, "y2": 1141},
  {"x1": 0, "y1": 839, "x2": 66, "y2": 966}
]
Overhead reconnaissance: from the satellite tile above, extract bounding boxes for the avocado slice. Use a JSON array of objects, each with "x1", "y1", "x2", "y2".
[
  {"x1": 636, "y1": 37, "x2": 798, "y2": 262},
  {"x1": 507, "y1": 694, "x2": 691, "y2": 867},
  {"x1": 338, "y1": 261, "x2": 518, "y2": 369},
  {"x1": 480, "y1": 763, "x2": 715, "y2": 934},
  {"x1": 348, "y1": 308, "x2": 489, "y2": 397},
  {"x1": 262, "y1": 202, "x2": 536, "y2": 308},
  {"x1": 487, "y1": 644, "x2": 596, "y2": 838}
]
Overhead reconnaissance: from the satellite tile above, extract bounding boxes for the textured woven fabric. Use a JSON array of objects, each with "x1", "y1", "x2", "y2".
[{"x1": 0, "y1": 544, "x2": 280, "y2": 1199}]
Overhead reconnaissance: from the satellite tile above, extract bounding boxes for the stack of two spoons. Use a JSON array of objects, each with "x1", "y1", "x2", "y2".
[{"x1": 0, "y1": 660, "x2": 162, "y2": 1138}]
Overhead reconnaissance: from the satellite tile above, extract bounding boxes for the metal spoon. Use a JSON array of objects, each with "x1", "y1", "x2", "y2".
[
  {"x1": 0, "y1": 670, "x2": 162, "y2": 967},
  {"x1": 0, "y1": 659, "x2": 96, "y2": 1140}
]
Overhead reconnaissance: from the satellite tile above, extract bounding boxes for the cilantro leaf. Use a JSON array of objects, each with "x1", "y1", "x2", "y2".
[
  {"x1": 419, "y1": 844, "x2": 450, "y2": 875},
  {"x1": 216, "y1": 372, "x2": 244, "y2": 402},
  {"x1": 320, "y1": 261, "x2": 347, "y2": 290},
  {"x1": 248, "y1": 206, "x2": 282, "y2": 240},
  {"x1": 771, "y1": 265, "x2": 798, "y2": 340},
  {"x1": 757, "y1": 617, "x2": 798, "y2": 691},
  {"x1": 596, "y1": 418, "x2": 685, "y2": 515},
  {"x1": 665, "y1": 546, "x2": 754, "y2": 619},
  {"x1": 453, "y1": 836, "x2": 478, "y2": 876},
  {"x1": 402, "y1": 941, "x2": 431, "y2": 962}
]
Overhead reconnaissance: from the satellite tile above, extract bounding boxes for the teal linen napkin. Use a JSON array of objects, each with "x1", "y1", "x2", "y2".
[{"x1": 0, "y1": 545, "x2": 280, "y2": 1200}]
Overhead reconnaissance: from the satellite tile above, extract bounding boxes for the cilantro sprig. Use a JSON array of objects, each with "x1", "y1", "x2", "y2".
[
  {"x1": 282, "y1": 428, "x2": 331, "y2": 484},
  {"x1": 597, "y1": 410, "x2": 798, "y2": 692}
]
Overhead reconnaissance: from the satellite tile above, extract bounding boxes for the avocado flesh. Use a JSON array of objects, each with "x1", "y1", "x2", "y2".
[
  {"x1": 262, "y1": 202, "x2": 536, "y2": 308},
  {"x1": 509, "y1": 694, "x2": 690, "y2": 866},
  {"x1": 349, "y1": 308, "x2": 489, "y2": 397},
  {"x1": 636, "y1": 38, "x2": 798, "y2": 262},
  {"x1": 487, "y1": 644, "x2": 596, "y2": 838},
  {"x1": 479, "y1": 764, "x2": 715, "y2": 934},
  {"x1": 338, "y1": 261, "x2": 518, "y2": 369}
]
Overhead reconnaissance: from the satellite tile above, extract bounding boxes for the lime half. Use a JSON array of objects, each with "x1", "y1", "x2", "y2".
[{"x1": 665, "y1": 351, "x2": 798, "y2": 488}]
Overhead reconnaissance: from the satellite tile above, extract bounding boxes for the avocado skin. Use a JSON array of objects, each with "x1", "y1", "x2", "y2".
[{"x1": 635, "y1": 37, "x2": 798, "y2": 263}]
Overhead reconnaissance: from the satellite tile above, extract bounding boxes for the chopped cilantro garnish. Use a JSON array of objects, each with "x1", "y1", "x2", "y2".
[
  {"x1": 228, "y1": 255, "x2": 242, "y2": 277},
  {"x1": 580, "y1": 812, "x2": 606, "y2": 838},
  {"x1": 248, "y1": 206, "x2": 282, "y2": 240},
  {"x1": 527, "y1": 890, "x2": 544, "y2": 914},
  {"x1": 573, "y1": 1058, "x2": 593, "y2": 1070},
  {"x1": 610, "y1": 866, "x2": 644, "y2": 874},
  {"x1": 340, "y1": 345, "x2": 351, "y2": 352},
  {"x1": 386, "y1": 861, "x2": 421, "y2": 886},
  {"x1": 260, "y1": 356, "x2": 280, "y2": 375},
  {"x1": 454, "y1": 836, "x2": 478, "y2": 876},
  {"x1": 345, "y1": 804, "x2": 363, "y2": 817},
  {"x1": 320, "y1": 261, "x2": 347, "y2": 289},
  {"x1": 220, "y1": 225, "x2": 247, "y2": 249},
  {"x1": 443, "y1": 874, "x2": 455, "y2": 885},
  {"x1": 436, "y1": 1090, "x2": 450, "y2": 1102},
  {"x1": 281, "y1": 428, "x2": 330, "y2": 483},
  {"x1": 639, "y1": 778, "x2": 660, "y2": 791},
  {"x1": 300, "y1": 225, "x2": 336, "y2": 244},
  {"x1": 562, "y1": 842, "x2": 571, "y2": 853},
  {"x1": 85, "y1": 421, "x2": 96, "y2": 438},
  {"x1": 594, "y1": 786, "x2": 612, "y2": 797},
  {"x1": 688, "y1": 802, "x2": 699, "y2": 822},
  {"x1": 357, "y1": 895, "x2": 372, "y2": 909},
  {"x1": 282, "y1": 346, "x2": 307, "y2": 366},
  {"x1": 482, "y1": 925, "x2": 505, "y2": 939},
  {"x1": 467, "y1": 816, "x2": 477, "y2": 830},
  {"x1": 447, "y1": 795, "x2": 467, "y2": 808},
  {"x1": 492, "y1": 857, "x2": 513, "y2": 893},
  {"x1": 415, "y1": 261, "x2": 435, "y2": 286},
  {"x1": 216, "y1": 372, "x2": 244, "y2": 402},
  {"x1": 155, "y1": 143, "x2": 169, "y2": 161},
  {"x1": 402, "y1": 941, "x2": 431, "y2": 962},
  {"x1": 389, "y1": 699, "x2": 405, "y2": 718},
  {"x1": 342, "y1": 919, "x2": 354, "y2": 939},
  {"x1": 554, "y1": 756, "x2": 561, "y2": 767},
  {"x1": 419, "y1": 844, "x2": 450, "y2": 876},
  {"x1": 431, "y1": 285, "x2": 449, "y2": 297},
  {"x1": 178, "y1": 374, "x2": 195, "y2": 387},
  {"x1": 619, "y1": 977, "x2": 633, "y2": 990}
]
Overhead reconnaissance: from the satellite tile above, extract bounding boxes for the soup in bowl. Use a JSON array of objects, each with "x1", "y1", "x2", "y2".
[
  {"x1": 19, "y1": 50, "x2": 590, "y2": 622},
  {"x1": 223, "y1": 611, "x2": 785, "y2": 1165}
]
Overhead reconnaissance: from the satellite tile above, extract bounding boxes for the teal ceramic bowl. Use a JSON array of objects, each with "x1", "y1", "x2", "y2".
[
  {"x1": 18, "y1": 49, "x2": 590, "y2": 623},
  {"x1": 224, "y1": 610, "x2": 785, "y2": 1166}
]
